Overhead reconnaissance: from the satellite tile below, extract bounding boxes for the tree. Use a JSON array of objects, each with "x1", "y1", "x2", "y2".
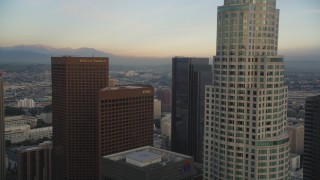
[
  {"x1": 154, "y1": 119, "x2": 161, "y2": 129},
  {"x1": 5, "y1": 140, "x2": 12, "y2": 147},
  {"x1": 5, "y1": 106, "x2": 25, "y2": 116}
]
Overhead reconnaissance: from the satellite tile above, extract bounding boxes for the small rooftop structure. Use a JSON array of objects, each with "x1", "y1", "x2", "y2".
[
  {"x1": 101, "y1": 146, "x2": 199, "y2": 180},
  {"x1": 126, "y1": 151, "x2": 161, "y2": 167}
]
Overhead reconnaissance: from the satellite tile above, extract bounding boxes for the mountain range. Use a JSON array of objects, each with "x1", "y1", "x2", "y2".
[
  {"x1": 0, "y1": 45, "x2": 319, "y2": 68},
  {"x1": 0, "y1": 45, "x2": 171, "y2": 65}
]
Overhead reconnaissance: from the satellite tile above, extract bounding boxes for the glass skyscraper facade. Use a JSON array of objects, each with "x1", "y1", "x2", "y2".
[
  {"x1": 172, "y1": 57, "x2": 212, "y2": 163},
  {"x1": 203, "y1": 0, "x2": 290, "y2": 179},
  {"x1": 303, "y1": 95, "x2": 320, "y2": 180}
]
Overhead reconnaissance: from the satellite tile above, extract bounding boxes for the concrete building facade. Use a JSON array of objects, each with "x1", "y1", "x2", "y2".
[
  {"x1": 288, "y1": 124, "x2": 304, "y2": 155},
  {"x1": 154, "y1": 99, "x2": 161, "y2": 120},
  {"x1": 30, "y1": 127, "x2": 53, "y2": 140},
  {"x1": 5, "y1": 125, "x2": 30, "y2": 143},
  {"x1": 18, "y1": 98, "x2": 35, "y2": 109},
  {"x1": 5, "y1": 115, "x2": 37, "y2": 128},
  {"x1": 203, "y1": 0, "x2": 290, "y2": 179}
]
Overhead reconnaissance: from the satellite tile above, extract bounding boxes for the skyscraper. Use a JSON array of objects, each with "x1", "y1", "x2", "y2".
[
  {"x1": 51, "y1": 57, "x2": 109, "y2": 180},
  {"x1": 303, "y1": 95, "x2": 320, "y2": 180},
  {"x1": 204, "y1": 0, "x2": 290, "y2": 179},
  {"x1": 98, "y1": 85, "x2": 154, "y2": 156},
  {"x1": 0, "y1": 72, "x2": 5, "y2": 180},
  {"x1": 156, "y1": 88, "x2": 171, "y2": 112},
  {"x1": 172, "y1": 57, "x2": 212, "y2": 163}
]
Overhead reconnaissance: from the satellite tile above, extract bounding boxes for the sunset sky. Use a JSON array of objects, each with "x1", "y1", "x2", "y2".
[{"x1": 1, "y1": 0, "x2": 319, "y2": 59}]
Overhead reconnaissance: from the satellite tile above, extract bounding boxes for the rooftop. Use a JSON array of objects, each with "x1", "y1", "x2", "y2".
[
  {"x1": 126, "y1": 151, "x2": 161, "y2": 163},
  {"x1": 103, "y1": 146, "x2": 192, "y2": 171},
  {"x1": 100, "y1": 85, "x2": 150, "y2": 91},
  {"x1": 289, "y1": 123, "x2": 304, "y2": 129}
]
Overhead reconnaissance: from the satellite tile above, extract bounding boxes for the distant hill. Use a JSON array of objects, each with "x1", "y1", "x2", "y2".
[
  {"x1": 0, "y1": 45, "x2": 170, "y2": 65},
  {"x1": 1, "y1": 45, "x2": 319, "y2": 69}
]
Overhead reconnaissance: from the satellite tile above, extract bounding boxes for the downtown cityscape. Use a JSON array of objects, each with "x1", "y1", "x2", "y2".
[{"x1": 1, "y1": 0, "x2": 320, "y2": 180}]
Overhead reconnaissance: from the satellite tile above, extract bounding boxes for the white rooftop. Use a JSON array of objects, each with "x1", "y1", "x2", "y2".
[
  {"x1": 126, "y1": 151, "x2": 162, "y2": 167},
  {"x1": 126, "y1": 151, "x2": 161, "y2": 162}
]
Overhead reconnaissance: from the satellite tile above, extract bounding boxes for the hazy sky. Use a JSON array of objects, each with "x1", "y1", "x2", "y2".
[{"x1": 0, "y1": 0, "x2": 319, "y2": 58}]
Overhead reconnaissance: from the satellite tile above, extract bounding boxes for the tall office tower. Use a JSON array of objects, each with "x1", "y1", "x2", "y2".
[
  {"x1": 17, "y1": 141, "x2": 52, "y2": 180},
  {"x1": 156, "y1": 88, "x2": 171, "y2": 112},
  {"x1": 303, "y1": 95, "x2": 320, "y2": 180},
  {"x1": 204, "y1": 0, "x2": 290, "y2": 179},
  {"x1": 98, "y1": 86, "x2": 154, "y2": 156},
  {"x1": 51, "y1": 57, "x2": 109, "y2": 180},
  {"x1": 0, "y1": 72, "x2": 5, "y2": 180},
  {"x1": 288, "y1": 124, "x2": 304, "y2": 155},
  {"x1": 172, "y1": 57, "x2": 212, "y2": 163}
]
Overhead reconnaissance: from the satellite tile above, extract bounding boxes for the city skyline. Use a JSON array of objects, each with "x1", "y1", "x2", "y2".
[{"x1": 1, "y1": 0, "x2": 319, "y2": 59}]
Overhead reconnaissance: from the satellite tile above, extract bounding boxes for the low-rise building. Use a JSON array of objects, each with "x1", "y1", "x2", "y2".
[
  {"x1": 29, "y1": 127, "x2": 52, "y2": 140},
  {"x1": 5, "y1": 116, "x2": 37, "y2": 128},
  {"x1": 161, "y1": 113, "x2": 171, "y2": 140},
  {"x1": 39, "y1": 112, "x2": 52, "y2": 124},
  {"x1": 5, "y1": 125, "x2": 52, "y2": 144},
  {"x1": 291, "y1": 168, "x2": 303, "y2": 180},
  {"x1": 154, "y1": 99, "x2": 161, "y2": 120},
  {"x1": 100, "y1": 146, "x2": 200, "y2": 180},
  {"x1": 17, "y1": 98, "x2": 35, "y2": 108},
  {"x1": 5, "y1": 125, "x2": 30, "y2": 143},
  {"x1": 290, "y1": 154, "x2": 301, "y2": 171}
]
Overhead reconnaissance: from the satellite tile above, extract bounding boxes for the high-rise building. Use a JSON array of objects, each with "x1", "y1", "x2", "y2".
[
  {"x1": 0, "y1": 72, "x2": 5, "y2": 180},
  {"x1": 303, "y1": 95, "x2": 320, "y2": 180},
  {"x1": 17, "y1": 141, "x2": 52, "y2": 180},
  {"x1": 156, "y1": 88, "x2": 171, "y2": 112},
  {"x1": 98, "y1": 85, "x2": 154, "y2": 156},
  {"x1": 288, "y1": 123, "x2": 304, "y2": 155},
  {"x1": 51, "y1": 57, "x2": 109, "y2": 180},
  {"x1": 172, "y1": 57, "x2": 212, "y2": 163},
  {"x1": 154, "y1": 99, "x2": 161, "y2": 120},
  {"x1": 203, "y1": 0, "x2": 290, "y2": 179}
]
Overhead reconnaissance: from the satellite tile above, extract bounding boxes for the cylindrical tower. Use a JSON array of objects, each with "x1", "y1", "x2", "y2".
[{"x1": 203, "y1": 0, "x2": 290, "y2": 179}]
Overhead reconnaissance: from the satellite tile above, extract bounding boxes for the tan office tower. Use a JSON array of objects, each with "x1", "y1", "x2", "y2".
[
  {"x1": 288, "y1": 124, "x2": 304, "y2": 155},
  {"x1": 51, "y1": 57, "x2": 109, "y2": 180},
  {"x1": 0, "y1": 72, "x2": 5, "y2": 180},
  {"x1": 204, "y1": 0, "x2": 290, "y2": 179},
  {"x1": 98, "y1": 86, "x2": 154, "y2": 156},
  {"x1": 17, "y1": 141, "x2": 52, "y2": 180}
]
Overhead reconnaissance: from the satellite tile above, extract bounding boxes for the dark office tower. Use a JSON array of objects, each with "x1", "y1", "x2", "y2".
[
  {"x1": 0, "y1": 72, "x2": 5, "y2": 180},
  {"x1": 98, "y1": 86, "x2": 154, "y2": 156},
  {"x1": 171, "y1": 57, "x2": 212, "y2": 163},
  {"x1": 204, "y1": 0, "x2": 290, "y2": 179},
  {"x1": 51, "y1": 57, "x2": 109, "y2": 180},
  {"x1": 156, "y1": 88, "x2": 171, "y2": 112},
  {"x1": 17, "y1": 141, "x2": 52, "y2": 180},
  {"x1": 303, "y1": 95, "x2": 320, "y2": 180}
]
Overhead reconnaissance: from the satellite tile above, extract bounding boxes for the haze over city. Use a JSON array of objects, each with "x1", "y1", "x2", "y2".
[{"x1": 1, "y1": 0, "x2": 319, "y2": 59}]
